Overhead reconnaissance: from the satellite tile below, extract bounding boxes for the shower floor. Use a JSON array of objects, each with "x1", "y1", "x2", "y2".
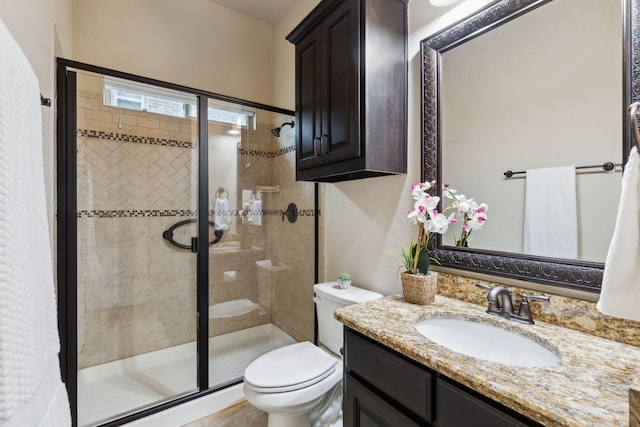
[{"x1": 77, "y1": 323, "x2": 295, "y2": 427}]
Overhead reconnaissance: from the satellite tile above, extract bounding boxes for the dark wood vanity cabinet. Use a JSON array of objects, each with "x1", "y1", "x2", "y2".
[
  {"x1": 286, "y1": 0, "x2": 407, "y2": 182},
  {"x1": 343, "y1": 328, "x2": 541, "y2": 427}
]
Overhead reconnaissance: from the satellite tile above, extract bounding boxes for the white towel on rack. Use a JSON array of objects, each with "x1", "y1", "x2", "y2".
[
  {"x1": 523, "y1": 166, "x2": 578, "y2": 259},
  {"x1": 597, "y1": 147, "x2": 640, "y2": 321},
  {"x1": 214, "y1": 197, "x2": 230, "y2": 230},
  {"x1": 0, "y1": 18, "x2": 71, "y2": 426},
  {"x1": 248, "y1": 199, "x2": 262, "y2": 226}
]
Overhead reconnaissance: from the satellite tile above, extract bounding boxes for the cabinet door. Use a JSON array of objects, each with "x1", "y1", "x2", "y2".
[
  {"x1": 296, "y1": 24, "x2": 324, "y2": 170},
  {"x1": 437, "y1": 379, "x2": 534, "y2": 427},
  {"x1": 322, "y1": 0, "x2": 360, "y2": 163},
  {"x1": 344, "y1": 373, "x2": 423, "y2": 427},
  {"x1": 345, "y1": 329, "x2": 433, "y2": 422}
]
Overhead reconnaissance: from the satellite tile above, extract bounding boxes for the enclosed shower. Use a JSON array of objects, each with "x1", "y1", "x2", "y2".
[{"x1": 57, "y1": 61, "x2": 316, "y2": 426}]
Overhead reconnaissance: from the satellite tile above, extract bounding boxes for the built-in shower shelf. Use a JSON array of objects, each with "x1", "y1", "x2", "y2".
[
  {"x1": 208, "y1": 299, "x2": 260, "y2": 319},
  {"x1": 254, "y1": 185, "x2": 280, "y2": 193}
]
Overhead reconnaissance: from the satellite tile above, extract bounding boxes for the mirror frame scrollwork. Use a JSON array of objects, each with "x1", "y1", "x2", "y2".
[{"x1": 421, "y1": 0, "x2": 637, "y2": 292}]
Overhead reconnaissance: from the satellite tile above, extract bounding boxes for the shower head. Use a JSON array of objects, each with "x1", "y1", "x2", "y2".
[{"x1": 271, "y1": 121, "x2": 295, "y2": 137}]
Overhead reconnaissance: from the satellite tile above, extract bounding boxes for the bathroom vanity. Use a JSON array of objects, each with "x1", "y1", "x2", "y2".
[
  {"x1": 336, "y1": 295, "x2": 640, "y2": 426},
  {"x1": 344, "y1": 328, "x2": 433, "y2": 426},
  {"x1": 344, "y1": 328, "x2": 537, "y2": 426}
]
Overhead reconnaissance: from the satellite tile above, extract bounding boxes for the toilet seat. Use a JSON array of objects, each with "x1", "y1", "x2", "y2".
[{"x1": 244, "y1": 342, "x2": 338, "y2": 393}]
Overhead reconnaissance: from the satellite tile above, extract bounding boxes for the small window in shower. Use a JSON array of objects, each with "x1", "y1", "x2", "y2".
[
  {"x1": 103, "y1": 77, "x2": 256, "y2": 130},
  {"x1": 187, "y1": 100, "x2": 256, "y2": 130},
  {"x1": 104, "y1": 77, "x2": 188, "y2": 118}
]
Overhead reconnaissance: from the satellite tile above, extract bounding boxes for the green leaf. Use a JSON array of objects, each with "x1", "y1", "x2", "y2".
[
  {"x1": 416, "y1": 247, "x2": 431, "y2": 275},
  {"x1": 410, "y1": 243, "x2": 431, "y2": 275}
]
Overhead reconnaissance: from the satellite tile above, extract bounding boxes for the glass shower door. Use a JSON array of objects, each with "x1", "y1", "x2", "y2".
[
  {"x1": 206, "y1": 102, "x2": 303, "y2": 387},
  {"x1": 75, "y1": 70, "x2": 200, "y2": 426}
]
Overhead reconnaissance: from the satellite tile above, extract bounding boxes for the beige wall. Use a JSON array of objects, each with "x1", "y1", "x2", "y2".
[
  {"x1": 270, "y1": 0, "x2": 320, "y2": 110},
  {"x1": 1, "y1": 0, "x2": 73, "y2": 247},
  {"x1": 72, "y1": 0, "x2": 274, "y2": 106}
]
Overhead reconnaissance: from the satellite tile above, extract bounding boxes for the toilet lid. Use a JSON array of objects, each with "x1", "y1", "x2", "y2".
[{"x1": 244, "y1": 342, "x2": 338, "y2": 393}]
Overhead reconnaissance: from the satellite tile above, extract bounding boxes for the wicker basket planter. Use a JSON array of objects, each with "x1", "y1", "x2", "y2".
[{"x1": 401, "y1": 271, "x2": 438, "y2": 305}]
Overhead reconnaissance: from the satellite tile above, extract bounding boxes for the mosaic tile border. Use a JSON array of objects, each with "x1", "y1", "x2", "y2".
[
  {"x1": 79, "y1": 128, "x2": 296, "y2": 157},
  {"x1": 238, "y1": 145, "x2": 295, "y2": 158},
  {"x1": 78, "y1": 129, "x2": 193, "y2": 149},
  {"x1": 77, "y1": 209, "x2": 196, "y2": 218},
  {"x1": 77, "y1": 209, "x2": 318, "y2": 218}
]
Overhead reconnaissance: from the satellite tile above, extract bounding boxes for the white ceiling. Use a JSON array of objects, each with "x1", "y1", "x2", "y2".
[{"x1": 208, "y1": 0, "x2": 298, "y2": 25}]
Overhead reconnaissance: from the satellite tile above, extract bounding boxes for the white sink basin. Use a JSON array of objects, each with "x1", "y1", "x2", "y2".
[{"x1": 415, "y1": 318, "x2": 560, "y2": 367}]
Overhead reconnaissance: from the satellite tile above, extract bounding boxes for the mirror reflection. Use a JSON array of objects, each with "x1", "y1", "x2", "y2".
[{"x1": 439, "y1": 0, "x2": 622, "y2": 263}]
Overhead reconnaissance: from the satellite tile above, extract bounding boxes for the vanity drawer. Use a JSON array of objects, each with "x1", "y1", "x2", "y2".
[
  {"x1": 344, "y1": 328, "x2": 433, "y2": 423},
  {"x1": 437, "y1": 378, "x2": 535, "y2": 427}
]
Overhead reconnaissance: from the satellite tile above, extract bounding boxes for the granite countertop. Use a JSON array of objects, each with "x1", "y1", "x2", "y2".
[{"x1": 335, "y1": 295, "x2": 640, "y2": 427}]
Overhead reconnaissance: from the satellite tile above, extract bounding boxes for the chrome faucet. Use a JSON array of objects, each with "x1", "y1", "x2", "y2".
[
  {"x1": 475, "y1": 283, "x2": 549, "y2": 324},
  {"x1": 476, "y1": 283, "x2": 514, "y2": 317}
]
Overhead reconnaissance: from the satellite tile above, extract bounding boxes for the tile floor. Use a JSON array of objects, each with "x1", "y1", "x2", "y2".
[{"x1": 182, "y1": 401, "x2": 266, "y2": 427}]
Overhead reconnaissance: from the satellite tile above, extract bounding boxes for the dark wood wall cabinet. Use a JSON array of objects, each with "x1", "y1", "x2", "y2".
[
  {"x1": 343, "y1": 328, "x2": 542, "y2": 427},
  {"x1": 286, "y1": 0, "x2": 408, "y2": 182}
]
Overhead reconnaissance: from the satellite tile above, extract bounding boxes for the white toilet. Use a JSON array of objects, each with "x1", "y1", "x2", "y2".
[{"x1": 243, "y1": 282, "x2": 382, "y2": 427}]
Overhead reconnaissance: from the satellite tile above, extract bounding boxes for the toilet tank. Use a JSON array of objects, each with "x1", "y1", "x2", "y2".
[{"x1": 313, "y1": 282, "x2": 382, "y2": 356}]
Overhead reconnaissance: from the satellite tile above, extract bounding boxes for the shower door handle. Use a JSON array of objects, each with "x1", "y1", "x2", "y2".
[{"x1": 162, "y1": 219, "x2": 223, "y2": 251}]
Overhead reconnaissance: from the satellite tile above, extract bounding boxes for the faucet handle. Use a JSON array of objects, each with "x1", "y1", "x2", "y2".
[
  {"x1": 522, "y1": 294, "x2": 549, "y2": 303},
  {"x1": 475, "y1": 283, "x2": 492, "y2": 291},
  {"x1": 515, "y1": 294, "x2": 549, "y2": 324}
]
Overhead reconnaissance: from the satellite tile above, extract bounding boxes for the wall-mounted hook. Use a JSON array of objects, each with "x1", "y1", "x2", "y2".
[
  {"x1": 282, "y1": 203, "x2": 298, "y2": 223},
  {"x1": 40, "y1": 93, "x2": 51, "y2": 107}
]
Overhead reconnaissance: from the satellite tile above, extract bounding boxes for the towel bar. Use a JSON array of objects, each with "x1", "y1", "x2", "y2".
[
  {"x1": 215, "y1": 186, "x2": 229, "y2": 199},
  {"x1": 504, "y1": 162, "x2": 621, "y2": 178}
]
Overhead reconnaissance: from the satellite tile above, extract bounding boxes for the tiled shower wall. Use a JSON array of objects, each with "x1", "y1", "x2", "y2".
[
  {"x1": 271, "y1": 125, "x2": 316, "y2": 341},
  {"x1": 76, "y1": 73, "x2": 314, "y2": 368}
]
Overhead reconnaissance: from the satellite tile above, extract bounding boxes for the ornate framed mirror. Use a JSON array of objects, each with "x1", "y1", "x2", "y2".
[{"x1": 421, "y1": 0, "x2": 638, "y2": 292}]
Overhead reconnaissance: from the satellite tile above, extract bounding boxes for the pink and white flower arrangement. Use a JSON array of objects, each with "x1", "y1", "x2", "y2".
[
  {"x1": 399, "y1": 181, "x2": 488, "y2": 276},
  {"x1": 400, "y1": 181, "x2": 456, "y2": 275}
]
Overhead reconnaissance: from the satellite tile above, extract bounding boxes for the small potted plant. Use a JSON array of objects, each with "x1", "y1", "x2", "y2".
[
  {"x1": 337, "y1": 273, "x2": 351, "y2": 289},
  {"x1": 397, "y1": 180, "x2": 453, "y2": 304}
]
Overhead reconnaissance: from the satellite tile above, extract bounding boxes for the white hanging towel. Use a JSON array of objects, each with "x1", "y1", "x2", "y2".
[
  {"x1": 248, "y1": 199, "x2": 262, "y2": 226},
  {"x1": 0, "y1": 18, "x2": 71, "y2": 426},
  {"x1": 523, "y1": 166, "x2": 578, "y2": 259},
  {"x1": 597, "y1": 147, "x2": 640, "y2": 321},
  {"x1": 214, "y1": 197, "x2": 230, "y2": 230}
]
